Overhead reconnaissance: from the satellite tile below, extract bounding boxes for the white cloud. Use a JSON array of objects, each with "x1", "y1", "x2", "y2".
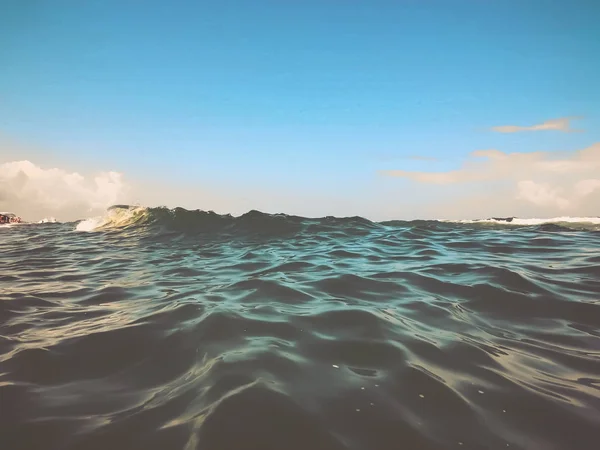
[
  {"x1": 0, "y1": 157, "x2": 387, "y2": 222},
  {"x1": 381, "y1": 143, "x2": 600, "y2": 217},
  {"x1": 516, "y1": 180, "x2": 569, "y2": 210},
  {"x1": 0, "y1": 160, "x2": 130, "y2": 221},
  {"x1": 490, "y1": 116, "x2": 583, "y2": 133},
  {"x1": 575, "y1": 179, "x2": 600, "y2": 197},
  {"x1": 3, "y1": 141, "x2": 598, "y2": 224}
]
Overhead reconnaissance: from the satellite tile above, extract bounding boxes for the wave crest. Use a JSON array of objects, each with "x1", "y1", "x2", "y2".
[
  {"x1": 74, "y1": 205, "x2": 600, "y2": 233},
  {"x1": 75, "y1": 205, "x2": 150, "y2": 232}
]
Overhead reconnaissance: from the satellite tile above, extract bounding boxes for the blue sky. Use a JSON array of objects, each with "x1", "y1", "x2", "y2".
[{"x1": 1, "y1": 0, "x2": 599, "y2": 220}]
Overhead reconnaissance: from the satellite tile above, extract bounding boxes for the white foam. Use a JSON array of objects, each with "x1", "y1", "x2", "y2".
[
  {"x1": 75, "y1": 206, "x2": 148, "y2": 232},
  {"x1": 75, "y1": 217, "x2": 103, "y2": 232},
  {"x1": 0, "y1": 223, "x2": 28, "y2": 228},
  {"x1": 439, "y1": 216, "x2": 600, "y2": 225}
]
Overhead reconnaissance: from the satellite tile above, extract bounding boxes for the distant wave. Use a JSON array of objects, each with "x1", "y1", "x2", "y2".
[
  {"x1": 437, "y1": 216, "x2": 600, "y2": 232},
  {"x1": 72, "y1": 205, "x2": 600, "y2": 233},
  {"x1": 440, "y1": 216, "x2": 600, "y2": 225},
  {"x1": 74, "y1": 205, "x2": 377, "y2": 235},
  {"x1": 38, "y1": 217, "x2": 58, "y2": 224}
]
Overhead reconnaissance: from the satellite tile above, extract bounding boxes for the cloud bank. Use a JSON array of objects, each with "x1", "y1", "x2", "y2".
[
  {"x1": 3, "y1": 143, "x2": 598, "y2": 223},
  {"x1": 490, "y1": 116, "x2": 583, "y2": 133},
  {"x1": 0, "y1": 160, "x2": 130, "y2": 221},
  {"x1": 381, "y1": 143, "x2": 600, "y2": 218},
  {"x1": 0, "y1": 159, "x2": 378, "y2": 223}
]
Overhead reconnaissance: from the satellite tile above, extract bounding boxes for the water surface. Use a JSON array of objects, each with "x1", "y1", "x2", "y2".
[{"x1": 2, "y1": 207, "x2": 599, "y2": 450}]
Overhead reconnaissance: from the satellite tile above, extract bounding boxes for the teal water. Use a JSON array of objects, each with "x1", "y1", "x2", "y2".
[{"x1": 1, "y1": 207, "x2": 600, "y2": 450}]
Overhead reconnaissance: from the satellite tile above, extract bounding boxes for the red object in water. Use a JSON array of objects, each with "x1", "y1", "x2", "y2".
[{"x1": 0, "y1": 212, "x2": 22, "y2": 224}]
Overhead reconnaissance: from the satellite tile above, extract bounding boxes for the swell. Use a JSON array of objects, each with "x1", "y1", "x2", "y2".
[
  {"x1": 1, "y1": 213, "x2": 600, "y2": 450},
  {"x1": 71, "y1": 205, "x2": 600, "y2": 235}
]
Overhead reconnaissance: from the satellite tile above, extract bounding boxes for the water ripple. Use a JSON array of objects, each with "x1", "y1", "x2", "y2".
[{"x1": 1, "y1": 212, "x2": 599, "y2": 450}]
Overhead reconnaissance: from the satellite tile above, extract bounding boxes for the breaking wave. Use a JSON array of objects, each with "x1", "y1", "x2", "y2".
[
  {"x1": 75, "y1": 205, "x2": 149, "y2": 231},
  {"x1": 440, "y1": 216, "x2": 600, "y2": 228},
  {"x1": 73, "y1": 205, "x2": 600, "y2": 233}
]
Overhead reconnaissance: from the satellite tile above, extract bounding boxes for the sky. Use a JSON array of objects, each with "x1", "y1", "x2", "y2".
[{"x1": 1, "y1": 0, "x2": 599, "y2": 221}]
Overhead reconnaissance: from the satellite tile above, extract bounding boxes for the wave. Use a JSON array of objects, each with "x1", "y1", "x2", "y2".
[
  {"x1": 71, "y1": 205, "x2": 600, "y2": 233},
  {"x1": 75, "y1": 205, "x2": 150, "y2": 231},
  {"x1": 38, "y1": 217, "x2": 58, "y2": 224},
  {"x1": 440, "y1": 216, "x2": 600, "y2": 225},
  {"x1": 3, "y1": 204, "x2": 600, "y2": 450},
  {"x1": 438, "y1": 216, "x2": 600, "y2": 232}
]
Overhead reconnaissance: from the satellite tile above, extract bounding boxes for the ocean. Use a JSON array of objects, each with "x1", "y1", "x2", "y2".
[{"x1": 1, "y1": 206, "x2": 599, "y2": 450}]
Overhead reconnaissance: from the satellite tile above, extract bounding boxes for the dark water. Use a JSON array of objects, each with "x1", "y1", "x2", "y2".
[{"x1": 2, "y1": 207, "x2": 600, "y2": 450}]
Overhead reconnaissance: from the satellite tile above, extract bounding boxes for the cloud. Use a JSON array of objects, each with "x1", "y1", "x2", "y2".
[
  {"x1": 380, "y1": 143, "x2": 600, "y2": 217},
  {"x1": 490, "y1": 116, "x2": 583, "y2": 133},
  {"x1": 0, "y1": 160, "x2": 130, "y2": 221},
  {"x1": 516, "y1": 180, "x2": 569, "y2": 210},
  {"x1": 0, "y1": 156, "x2": 390, "y2": 223}
]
